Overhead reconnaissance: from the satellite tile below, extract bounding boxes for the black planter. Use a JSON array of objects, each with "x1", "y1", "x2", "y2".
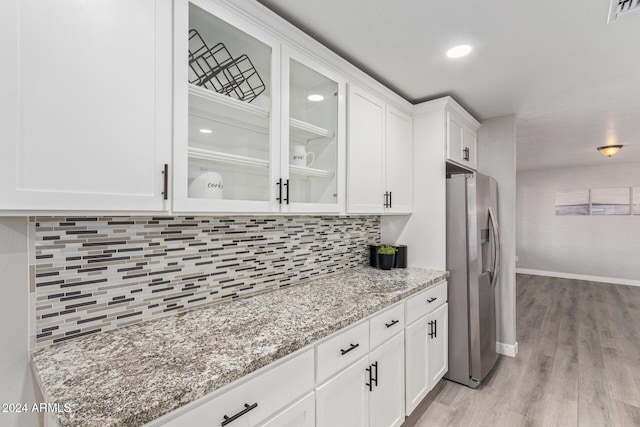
[
  {"x1": 379, "y1": 254, "x2": 395, "y2": 270},
  {"x1": 369, "y1": 244, "x2": 380, "y2": 268},
  {"x1": 394, "y1": 245, "x2": 407, "y2": 268}
]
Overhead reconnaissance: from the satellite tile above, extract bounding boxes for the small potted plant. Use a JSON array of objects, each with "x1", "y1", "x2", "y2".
[{"x1": 377, "y1": 245, "x2": 397, "y2": 270}]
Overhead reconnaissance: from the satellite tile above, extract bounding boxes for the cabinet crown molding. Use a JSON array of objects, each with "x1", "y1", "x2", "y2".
[{"x1": 412, "y1": 96, "x2": 480, "y2": 130}]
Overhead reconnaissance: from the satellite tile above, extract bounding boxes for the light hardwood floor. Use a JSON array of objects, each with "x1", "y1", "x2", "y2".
[{"x1": 405, "y1": 274, "x2": 640, "y2": 427}]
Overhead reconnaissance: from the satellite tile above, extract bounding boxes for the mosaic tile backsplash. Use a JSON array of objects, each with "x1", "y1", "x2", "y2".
[{"x1": 32, "y1": 215, "x2": 380, "y2": 348}]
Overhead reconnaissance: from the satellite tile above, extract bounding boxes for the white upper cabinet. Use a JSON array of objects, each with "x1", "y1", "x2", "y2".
[
  {"x1": 0, "y1": 0, "x2": 172, "y2": 212},
  {"x1": 347, "y1": 85, "x2": 412, "y2": 214},
  {"x1": 281, "y1": 48, "x2": 346, "y2": 213},
  {"x1": 173, "y1": 0, "x2": 281, "y2": 213},
  {"x1": 447, "y1": 109, "x2": 479, "y2": 170},
  {"x1": 385, "y1": 107, "x2": 413, "y2": 214},
  {"x1": 347, "y1": 85, "x2": 386, "y2": 214},
  {"x1": 173, "y1": 1, "x2": 345, "y2": 213}
]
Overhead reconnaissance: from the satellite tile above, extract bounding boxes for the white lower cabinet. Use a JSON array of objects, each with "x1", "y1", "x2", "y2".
[
  {"x1": 153, "y1": 285, "x2": 449, "y2": 427},
  {"x1": 260, "y1": 392, "x2": 315, "y2": 427},
  {"x1": 369, "y1": 333, "x2": 405, "y2": 427},
  {"x1": 316, "y1": 332, "x2": 404, "y2": 427},
  {"x1": 316, "y1": 356, "x2": 370, "y2": 427},
  {"x1": 427, "y1": 304, "x2": 449, "y2": 387},
  {"x1": 405, "y1": 302, "x2": 449, "y2": 416}
]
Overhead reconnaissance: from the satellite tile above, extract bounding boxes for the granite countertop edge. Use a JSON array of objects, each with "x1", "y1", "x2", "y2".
[{"x1": 31, "y1": 267, "x2": 449, "y2": 427}]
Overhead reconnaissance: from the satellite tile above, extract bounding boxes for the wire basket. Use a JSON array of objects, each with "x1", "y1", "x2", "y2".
[
  {"x1": 222, "y1": 54, "x2": 266, "y2": 103},
  {"x1": 188, "y1": 29, "x2": 265, "y2": 103}
]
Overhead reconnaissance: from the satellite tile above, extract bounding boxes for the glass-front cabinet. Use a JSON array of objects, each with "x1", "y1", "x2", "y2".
[
  {"x1": 173, "y1": 0, "x2": 345, "y2": 213},
  {"x1": 282, "y1": 49, "x2": 345, "y2": 213}
]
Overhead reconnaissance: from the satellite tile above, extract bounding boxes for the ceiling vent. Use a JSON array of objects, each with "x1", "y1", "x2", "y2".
[{"x1": 608, "y1": 0, "x2": 640, "y2": 22}]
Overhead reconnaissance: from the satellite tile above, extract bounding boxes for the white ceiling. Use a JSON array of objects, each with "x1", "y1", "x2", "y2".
[{"x1": 256, "y1": 0, "x2": 640, "y2": 171}]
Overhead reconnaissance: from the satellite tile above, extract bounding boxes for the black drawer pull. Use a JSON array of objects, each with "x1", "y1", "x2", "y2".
[
  {"x1": 221, "y1": 403, "x2": 258, "y2": 426},
  {"x1": 340, "y1": 343, "x2": 359, "y2": 356},
  {"x1": 385, "y1": 319, "x2": 399, "y2": 328},
  {"x1": 427, "y1": 297, "x2": 437, "y2": 303}
]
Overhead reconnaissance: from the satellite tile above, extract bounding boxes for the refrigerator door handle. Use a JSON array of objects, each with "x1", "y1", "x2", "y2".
[{"x1": 488, "y1": 207, "x2": 501, "y2": 288}]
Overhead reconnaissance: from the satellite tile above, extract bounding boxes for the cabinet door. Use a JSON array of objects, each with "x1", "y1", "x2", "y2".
[
  {"x1": 347, "y1": 85, "x2": 385, "y2": 214},
  {"x1": 385, "y1": 107, "x2": 413, "y2": 214},
  {"x1": 462, "y1": 128, "x2": 477, "y2": 170},
  {"x1": 427, "y1": 304, "x2": 449, "y2": 387},
  {"x1": 404, "y1": 316, "x2": 430, "y2": 416},
  {"x1": 282, "y1": 48, "x2": 346, "y2": 213},
  {"x1": 173, "y1": 0, "x2": 281, "y2": 213},
  {"x1": 446, "y1": 112, "x2": 465, "y2": 167},
  {"x1": 260, "y1": 392, "x2": 315, "y2": 427},
  {"x1": 0, "y1": 0, "x2": 172, "y2": 211},
  {"x1": 316, "y1": 356, "x2": 369, "y2": 427},
  {"x1": 369, "y1": 333, "x2": 405, "y2": 427}
]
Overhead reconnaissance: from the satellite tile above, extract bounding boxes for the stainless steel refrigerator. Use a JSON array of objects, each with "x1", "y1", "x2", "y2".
[{"x1": 445, "y1": 172, "x2": 500, "y2": 388}]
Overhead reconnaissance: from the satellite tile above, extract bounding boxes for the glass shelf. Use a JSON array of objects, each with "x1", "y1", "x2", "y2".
[
  {"x1": 290, "y1": 118, "x2": 332, "y2": 140},
  {"x1": 189, "y1": 83, "x2": 269, "y2": 128},
  {"x1": 188, "y1": 147, "x2": 332, "y2": 178}
]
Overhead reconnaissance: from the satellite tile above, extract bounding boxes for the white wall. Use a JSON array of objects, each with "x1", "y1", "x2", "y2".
[
  {"x1": 477, "y1": 115, "x2": 517, "y2": 351},
  {"x1": 0, "y1": 217, "x2": 38, "y2": 427},
  {"x1": 381, "y1": 106, "x2": 446, "y2": 270},
  {"x1": 517, "y1": 162, "x2": 640, "y2": 285}
]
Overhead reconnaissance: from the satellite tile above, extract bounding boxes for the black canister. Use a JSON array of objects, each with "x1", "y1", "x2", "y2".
[
  {"x1": 369, "y1": 244, "x2": 380, "y2": 268},
  {"x1": 394, "y1": 245, "x2": 407, "y2": 268}
]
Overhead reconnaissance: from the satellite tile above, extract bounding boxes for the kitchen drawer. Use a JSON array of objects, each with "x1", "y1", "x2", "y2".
[
  {"x1": 405, "y1": 281, "x2": 447, "y2": 325},
  {"x1": 316, "y1": 321, "x2": 369, "y2": 384},
  {"x1": 160, "y1": 349, "x2": 314, "y2": 427},
  {"x1": 369, "y1": 303, "x2": 404, "y2": 350}
]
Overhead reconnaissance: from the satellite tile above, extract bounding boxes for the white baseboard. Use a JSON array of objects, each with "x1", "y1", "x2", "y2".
[
  {"x1": 496, "y1": 341, "x2": 518, "y2": 357},
  {"x1": 515, "y1": 268, "x2": 640, "y2": 288}
]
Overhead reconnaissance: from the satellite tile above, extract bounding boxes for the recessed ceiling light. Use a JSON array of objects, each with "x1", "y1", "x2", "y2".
[
  {"x1": 199, "y1": 129, "x2": 212, "y2": 134},
  {"x1": 307, "y1": 94, "x2": 324, "y2": 102},
  {"x1": 446, "y1": 45, "x2": 472, "y2": 58}
]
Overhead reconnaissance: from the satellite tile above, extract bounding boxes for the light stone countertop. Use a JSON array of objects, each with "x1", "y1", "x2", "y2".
[{"x1": 31, "y1": 266, "x2": 448, "y2": 427}]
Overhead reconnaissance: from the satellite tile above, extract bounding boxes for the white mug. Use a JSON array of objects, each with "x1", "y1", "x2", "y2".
[
  {"x1": 291, "y1": 144, "x2": 315, "y2": 167},
  {"x1": 189, "y1": 170, "x2": 223, "y2": 199}
]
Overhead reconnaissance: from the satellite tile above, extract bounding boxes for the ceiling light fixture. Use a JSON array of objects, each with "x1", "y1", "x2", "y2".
[
  {"x1": 199, "y1": 129, "x2": 212, "y2": 134},
  {"x1": 307, "y1": 94, "x2": 324, "y2": 102},
  {"x1": 446, "y1": 45, "x2": 472, "y2": 58},
  {"x1": 597, "y1": 145, "x2": 623, "y2": 157}
]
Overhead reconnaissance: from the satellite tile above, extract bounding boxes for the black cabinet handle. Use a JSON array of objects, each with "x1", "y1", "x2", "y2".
[
  {"x1": 427, "y1": 297, "x2": 437, "y2": 303},
  {"x1": 221, "y1": 403, "x2": 258, "y2": 426},
  {"x1": 340, "y1": 343, "x2": 359, "y2": 356},
  {"x1": 284, "y1": 178, "x2": 289, "y2": 205},
  {"x1": 365, "y1": 361, "x2": 378, "y2": 392},
  {"x1": 276, "y1": 179, "x2": 283, "y2": 204},
  {"x1": 389, "y1": 191, "x2": 392, "y2": 208},
  {"x1": 385, "y1": 319, "x2": 399, "y2": 328},
  {"x1": 162, "y1": 164, "x2": 168, "y2": 200},
  {"x1": 428, "y1": 320, "x2": 435, "y2": 338},
  {"x1": 434, "y1": 319, "x2": 437, "y2": 338},
  {"x1": 463, "y1": 147, "x2": 470, "y2": 161},
  {"x1": 372, "y1": 361, "x2": 378, "y2": 387}
]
